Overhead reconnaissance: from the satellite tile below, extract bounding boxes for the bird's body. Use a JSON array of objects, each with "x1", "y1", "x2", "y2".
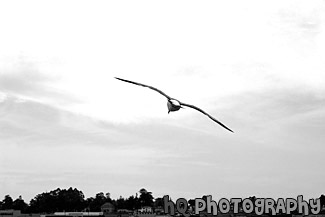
[
  {"x1": 115, "y1": 77, "x2": 233, "y2": 132},
  {"x1": 167, "y1": 99, "x2": 182, "y2": 113}
]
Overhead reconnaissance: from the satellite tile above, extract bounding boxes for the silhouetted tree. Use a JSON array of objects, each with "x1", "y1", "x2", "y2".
[
  {"x1": 2, "y1": 195, "x2": 13, "y2": 210},
  {"x1": 138, "y1": 188, "x2": 153, "y2": 207},
  {"x1": 155, "y1": 197, "x2": 164, "y2": 208},
  {"x1": 87, "y1": 192, "x2": 107, "y2": 211},
  {"x1": 58, "y1": 187, "x2": 85, "y2": 211},
  {"x1": 125, "y1": 195, "x2": 138, "y2": 210},
  {"x1": 139, "y1": 189, "x2": 147, "y2": 194},
  {"x1": 28, "y1": 188, "x2": 86, "y2": 213},
  {"x1": 29, "y1": 190, "x2": 59, "y2": 213},
  {"x1": 12, "y1": 196, "x2": 28, "y2": 212},
  {"x1": 105, "y1": 193, "x2": 112, "y2": 203},
  {"x1": 116, "y1": 196, "x2": 126, "y2": 209}
]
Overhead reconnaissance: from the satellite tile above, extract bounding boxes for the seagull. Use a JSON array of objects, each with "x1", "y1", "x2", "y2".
[{"x1": 115, "y1": 77, "x2": 233, "y2": 132}]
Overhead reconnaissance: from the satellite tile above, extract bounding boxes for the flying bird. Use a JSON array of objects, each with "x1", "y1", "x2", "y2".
[{"x1": 115, "y1": 77, "x2": 233, "y2": 132}]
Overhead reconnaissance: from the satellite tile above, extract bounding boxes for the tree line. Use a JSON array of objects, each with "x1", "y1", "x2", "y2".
[
  {"x1": 0, "y1": 187, "x2": 159, "y2": 213},
  {"x1": 1, "y1": 188, "x2": 324, "y2": 214}
]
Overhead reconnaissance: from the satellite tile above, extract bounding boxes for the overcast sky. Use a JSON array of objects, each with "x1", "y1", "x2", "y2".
[{"x1": 1, "y1": 0, "x2": 325, "y2": 203}]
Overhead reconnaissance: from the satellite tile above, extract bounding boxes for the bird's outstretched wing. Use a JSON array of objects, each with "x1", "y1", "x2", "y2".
[
  {"x1": 180, "y1": 102, "x2": 234, "y2": 132},
  {"x1": 115, "y1": 77, "x2": 171, "y2": 100}
]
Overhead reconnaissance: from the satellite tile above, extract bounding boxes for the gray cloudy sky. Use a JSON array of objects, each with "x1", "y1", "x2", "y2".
[{"x1": 0, "y1": 0, "x2": 325, "y2": 202}]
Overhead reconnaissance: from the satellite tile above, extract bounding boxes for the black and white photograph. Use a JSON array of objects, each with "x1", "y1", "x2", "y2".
[{"x1": 0, "y1": 1, "x2": 325, "y2": 217}]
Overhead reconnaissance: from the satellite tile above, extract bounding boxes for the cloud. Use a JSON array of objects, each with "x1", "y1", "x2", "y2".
[
  {"x1": 0, "y1": 96, "x2": 134, "y2": 147},
  {"x1": 0, "y1": 57, "x2": 80, "y2": 105},
  {"x1": 220, "y1": 86, "x2": 325, "y2": 152},
  {"x1": 1, "y1": 94, "x2": 221, "y2": 158},
  {"x1": 273, "y1": 0, "x2": 325, "y2": 43}
]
